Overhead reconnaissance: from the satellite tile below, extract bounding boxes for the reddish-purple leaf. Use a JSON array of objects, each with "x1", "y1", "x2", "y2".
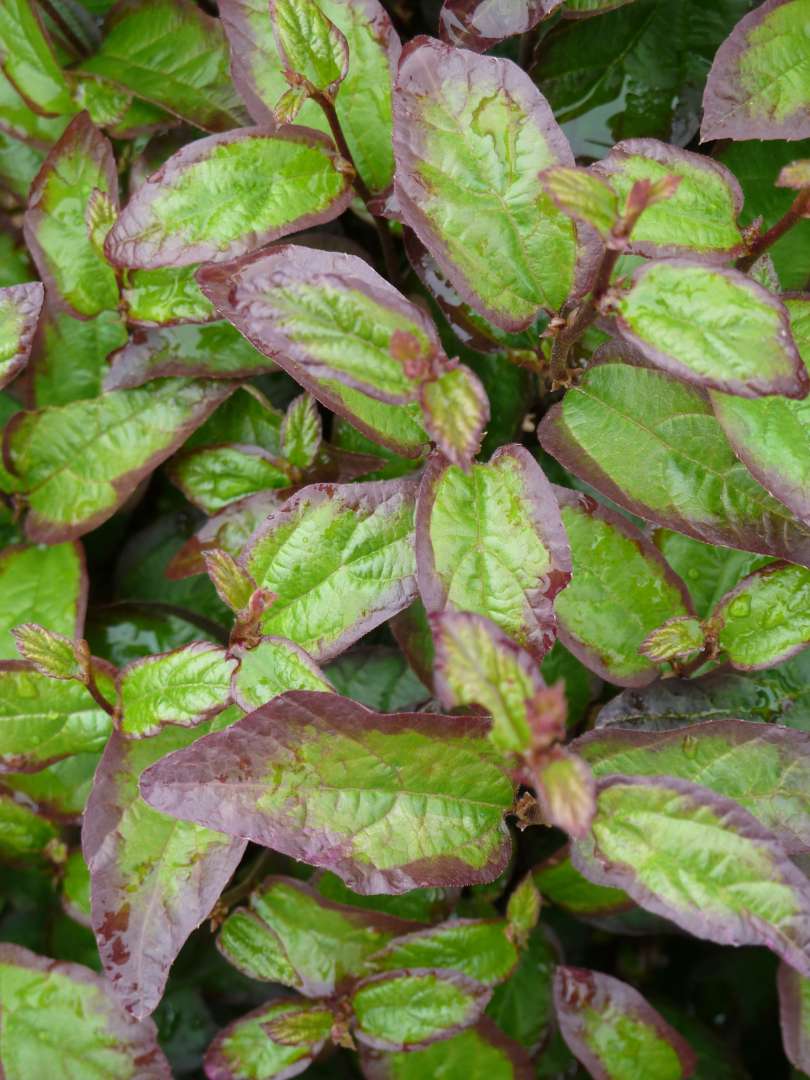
[
  {"x1": 533, "y1": 747, "x2": 596, "y2": 840},
  {"x1": 439, "y1": 0, "x2": 562, "y2": 51},
  {"x1": 419, "y1": 364, "x2": 490, "y2": 466},
  {"x1": 104, "y1": 127, "x2": 354, "y2": 270},
  {"x1": 0, "y1": 281, "x2": 44, "y2": 389},
  {"x1": 83, "y1": 729, "x2": 247, "y2": 1018},
  {"x1": 554, "y1": 966, "x2": 697, "y2": 1080},
  {"x1": 139, "y1": 690, "x2": 515, "y2": 895},
  {"x1": 778, "y1": 960, "x2": 810, "y2": 1075},
  {"x1": 204, "y1": 997, "x2": 331, "y2": 1080},
  {"x1": 701, "y1": 0, "x2": 810, "y2": 143},
  {"x1": 0, "y1": 943, "x2": 172, "y2": 1078},
  {"x1": 416, "y1": 445, "x2": 571, "y2": 661}
]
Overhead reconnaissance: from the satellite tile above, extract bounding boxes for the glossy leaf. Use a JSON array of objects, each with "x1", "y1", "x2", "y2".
[
  {"x1": 220, "y1": 0, "x2": 400, "y2": 192},
  {"x1": 615, "y1": 259, "x2": 806, "y2": 398},
  {"x1": 0, "y1": 541, "x2": 86, "y2": 659},
  {"x1": 105, "y1": 129, "x2": 353, "y2": 270},
  {"x1": 32, "y1": 307, "x2": 128, "y2": 407},
  {"x1": 360, "y1": 1019, "x2": 534, "y2": 1080},
  {"x1": 81, "y1": 0, "x2": 245, "y2": 132},
  {"x1": 393, "y1": 38, "x2": 580, "y2": 332},
  {"x1": 554, "y1": 966, "x2": 696, "y2": 1080},
  {"x1": 420, "y1": 365, "x2": 489, "y2": 466},
  {"x1": 83, "y1": 726, "x2": 247, "y2": 1019},
  {"x1": 197, "y1": 244, "x2": 443, "y2": 406},
  {"x1": 533, "y1": 746, "x2": 596, "y2": 839},
  {"x1": 713, "y1": 562, "x2": 810, "y2": 670},
  {"x1": 281, "y1": 393, "x2": 321, "y2": 469},
  {"x1": 432, "y1": 610, "x2": 548, "y2": 754},
  {"x1": 121, "y1": 266, "x2": 216, "y2": 327},
  {"x1": 533, "y1": 846, "x2": 633, "y2": 917},
  {"x1": 219, "y1": 875, "x2": 413, "y2": 994},
  {"x1": 593, "y1": 139, "x2": 745, "y2": 258},
  {"x1": 573, "y1": 775, "x2": 810, "y2": 973},
  {"x1": 653, "y1": 529, "x2": 770, "y2": 619},
  {"x1": 439, "y1": 0, "x2": 561, "y2": 51},
  {"x1": 5, "y1": 378, "x2": 233, "y2": 542},
  {"x1": 62, "y1": 850, "x2": 92, "y2": 928},
  {"x1": 231, "y1": 637, "x2": 333, "y2": 711},
  {"x1": 117, "y1": 642, "x2": 237, "y2": 738},
  {"x1": 538, "y1": 361, "x2": 810, "y2": 566},
  {"x1": 540, "y1": 165, "x2": 619, "y2": 238},
  {"x1": 711, "y1": 297, "x2": 810, "y2": 526},
  {"x1": 270, "y1": 0, "x2": 348, "y2": 97},
  {"x1": 701, "y1": 0, "x2": 810, "y2": 142},
  {"x1": 351, "y1": 969, "x2": 491, "y2": 1050},
  {"x1": 778, "y1": 961, "x2": 810, "y2": 1075},
  {"x1": 24, "y1": 113, "x2": 119, "y2": 318},
  {"x1": 1, "y1": 751, "x2": 101, "y2": 822},
  {"x1": 324, "y1": 646, "x2": 429, "y2": 712},
  {"x1": 0, "y1": 943, "x2": 171, "y2": 1078},
  {"x1": 0, "y1": 790, "x2": 58, "y2": 858},
  {"x1": 369, "y1": 919, "x2": 518, "y2": 986},
  {"x1": 0, "y1": 0, "x2": 74, "y2": 115},
  {"x1": 0, "y1": 662, "x2": 113, "y2": 772},
  {"x1": 554, "y1": 488, "x2": 693, "y2": 686},
  {"x1": 241, "y1": 477, "x2": 418, "y2": 661},
  {"x1": 139, "y1": 690, "x2": 514, "y2": 894},
  {"x1": 416, "y1": 445, "x2": 571, "y2": 661},
  {"x1": 0, "y1": 281, "x2": 43, "y2": 389},
  {"x1": 204, "y1": 998, "x2": 332, "y2": 1080},
  {"x1": 168, "y1": 445, "x2": 290, "y2": 515},
  {"x1": 576, "y1": 718, "x2": 810, "y2": 853},
  {"x1": 12, "y1": 623, "x2": 85, "y2": 680},
  {"x1": 640, "y1": 616, "x2": 705, "y2": 663}
]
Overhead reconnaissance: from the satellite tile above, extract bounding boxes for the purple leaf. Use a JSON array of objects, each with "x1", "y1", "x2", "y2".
[
  {"x1": 139, "y1": 690, "x2": 515, "y2": 895},
  {"x1": 0, "y1": 281, "x2": 44, "y2": 390},
  {"x1": 439, "y1": 0, "x2": 562, "y2": 51},
  {"x1": 778, "y1": 960, "x2": 810, "y2": 1074}
]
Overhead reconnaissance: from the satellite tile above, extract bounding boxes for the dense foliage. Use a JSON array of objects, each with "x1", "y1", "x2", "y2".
[{"x1": 1, "y1": 0, "x2": 810, "y2": 1076}]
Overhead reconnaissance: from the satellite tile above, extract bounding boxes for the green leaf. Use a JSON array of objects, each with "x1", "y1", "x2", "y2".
[
  {"x1": 0, "y1": 943, "x2": 170, "y2": 1076},
  {"x1": 11, "y1": 623, "x2": 85, "y2": 680},
  {"x1": 0, "y1": 282, "x2": 43, "y2": 390},
  {"x1": 0, "y1": 131, "x2": 45, "y2": 200},
  {"x1": 80, "y1": 0, "x2": 245, "y2": 132},
  {"x1": 576, "y1": 718, "x2": 810, "y2": 853},
  {"x1": 554, "y1": 966, "x2": 696, "y2": 1080},
  {"x1": 615, "y1": 259, "x2": 806, "y2": 398},
  {"x1": 231, "y1": 636, "x2": 333, "y2": 711},
  {"x1": 281, "y1": 393, "x2": 322, "y2": 469},
  {"x1": 168, "y1": 445, "x2": 291, "y2": 515},
  {"x1": 419, "y1": 365, "x2": 489, "y2": 466},
  {"x1": 105, "y1": 130, "x2": 352, "y2": 271},
  {"x1": 270, "y1": 0, "x2": 348, "y2": 97},
  {"x1": 654, "y1": 529, "x2": 771, "y2": 619},
  {"x1": 574, "y1": 775, "x2": 810, "y2": 973},
  {"x1": 6, "y1": 378, "x2": 232, "y2": 542},
  {"x1": 563, "y1": 0, "x2": 638, "y2": 13},
  {"x1": 220, "y1": 0, "x2": 400, "y2": 192},
  {"x1": 533, "y1": 746, "x2": 596, "y2": 839},
  {"x1": 23, "y1": 113, "x2": 119, "y2": 318},
  {"x1": 711, "y1": 297, "x2": 810, "y2": 527},
  {"x1": 779, "y1": 961, "x2": 810, "y2": 1075},
  {"x1": 33, "y1": 308, "x2": 128, "y2": 407},
  {"x1": 593, "y1": 138, "x2": 745, "y2": 258},
  {"x1": 712, "y1": 562, "x2": 810, "y2": 670},
  {"x1": 417, "y1": 445, "x2": 571, "y2": 661},
  {"x1": 359, "y1": 1019, "x2": 534, "y2": 1080},
  {"x1": 718, "y1": 139, "x2": 810, "y2": 290},
  {"x1": 534, "y1": 0, "x2": 750, "y2": 153},
  {"x1": 219, "y1": 875, "x2": 414, "y2": 995},
  {"x1": 702, "y1": 0, "x2": 810, "y2": 141},
  {"x1": 0, "y1": 67, "x2": 70, "y2": 145},
  {"x1": 118, "y1": 642, "x2": 237, "y2": 738},
  {"x1": 323, "y1": 647, "x2": 430, "y2": 713},
  {"x1": 351, "y1": 969, "x2": 491, "y2": 1050},
  {"x1": 62, "y1": 850, "x2": 92, "y2": 927},
  {"x1": 121, "y1": 267, "x2": 216, "y2": 327},
  {"x1": 369, "y1": 919, "x2": 518, "y2": 986},
  {"x1": 1, "y1": 751, "x2": 100, "y2": 820},
  {"x1": 540, "y1": 165, "x2": 619, "y2": 238},
  {"x1": 506, "y1": 873, "x2": 541, "y2": 946},
  {"x1": 83, "y1": 725, "x2": 247, "y2": 1018},
  {"x1": 533, "y1": 846, "x2": 633, "y2": 917},
  {"x1": 0, "y1": 0, "x2": 75, "y2": 115},
  {"x1": 314, "y1": 871, "x2": 449, "y2": 923},
  {"x1": 242, "y1": 477, "x2": 418, "y2": 661},
  {"x1": 185, "y1": 386, "x2": 283, "y2": 453},
  {"x1": 139, "y1": 690, "x2": 515, "y2": 894},
  {"x1": 204, "y1": 998, "x2": 332, "y2": 1080},
  {"x1": 394, "y1": 39, "x2": 580, "y2": 331},
  {"x1": 538, "y1": 361, "x2": 810, "y2": 566},
  {"x1": 554, "y1": 488, "x2": 693, "y2": 686},
  {"x1": 0, "y1": 542, "x2": 86, "y2": 660},
  {"x1": 0, "y1": 793, "x2": 57, "y2": 859},
  {"x1": 432, "y1": 610, "x2": 548, "y2": 754},
  {"x1": 200, "y1": 548, "x2": 255, "y2": 614},
  {"x1": 640, "y1": 616, "x2": 706, "y2": 663}
]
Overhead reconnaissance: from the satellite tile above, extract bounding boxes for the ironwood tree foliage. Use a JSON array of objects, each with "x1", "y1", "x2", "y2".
[{"x1": 0, "y1": 0, "x2": 809, "y2": 1076}]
